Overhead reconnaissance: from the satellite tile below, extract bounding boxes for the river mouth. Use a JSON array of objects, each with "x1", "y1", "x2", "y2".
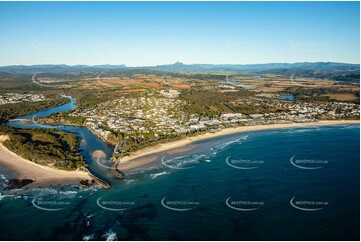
[
  {"x1": 6, "y1": 95, "x2": 115, "y2": 186},
  {"x1": 1, "y1": 101, "x2": 359, "y2": 240}
]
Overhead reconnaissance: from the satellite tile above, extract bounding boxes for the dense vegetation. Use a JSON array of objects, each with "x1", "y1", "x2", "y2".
[
  {"x1": 73, "y1": 91, "x2": 115, "y2": 109},
  {"x1": 0, "y1": 125, "x2": 86, "y2": 170},
  {"x1": 180, "y1": 90, "x2": 253, "y2": 117},
  {"x1": 259, "y1": 68, "x2": 360, "y2": 83},
  {"x1": 44, "y1": 111, "x2": 86, "y2": 126},
  {"x1": 0, "y1": 70, "x2": 358, "y2": 163},
  {"x1": 284, "y1": 87, "x2": 360, "y2": 103},
  {"x1": 0, "y1": 98, "x2": 69, "y2": 124}
]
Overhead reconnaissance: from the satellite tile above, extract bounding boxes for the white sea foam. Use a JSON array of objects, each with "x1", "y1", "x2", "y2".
[
  {"x1": 25, "y1": 184, "x2": 101, "y2": 198},
  {"x1": 125, "y1": 179, "x2": 135, "y2": 184},
  {"x1": 166, "y1": 155, "x2": 200, "y2": 167},
  {"x1": 102, "y1": 229, "x2": 118, "y2": 241},
  {"x1": 82, "y1": 234, "x2": 95, "y2": 241},
  {"x1": 0, "y1": 185, "x2": 93, "y2": 201},
  {"x1": 336, "y1": 125, "x2": 359, "y2": 130},
  {"x1": 77, "y1": 184, "x2": 102, "y2": 193},
  {"x1": 35, "y1": 188, "x2": 77, "y2": 198},
  {"x1": 0, "y1": 174, "x2": 7, "y2": 181},
  {"x1": 287, "y1": 129, "x2": 310, "y2": 133},
  {"x1": 0, "y1": 174, "x2": 8, "y2": 192},
  {"x1": 0, "y1": 192, "x2": 14, "y2": 201},
  {"x1": 150, "y1": 171, "x2": 168, "y2": 179},
  {"x1": 210, "y1": 135, "x2": 247, "y2": 151}
]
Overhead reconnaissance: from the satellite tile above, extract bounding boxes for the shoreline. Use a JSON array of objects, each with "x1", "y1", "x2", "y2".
[
  {"x1": 0, "y1": 120, "x2": 359, "y2": 186},
  {"x1": 0, "y1": 141, "x2": 91, "y2": 187},
  {"x1": 117, "y1": 120, "x2": 360, "y2": 171}
]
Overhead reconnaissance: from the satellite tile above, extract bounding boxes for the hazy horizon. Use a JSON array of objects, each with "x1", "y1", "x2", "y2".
[{"x1": 0, "y1": 60, "x2": 360, "y2": 68}]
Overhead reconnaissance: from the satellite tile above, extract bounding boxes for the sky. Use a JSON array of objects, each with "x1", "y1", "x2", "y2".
[{"x1": 0, "y1": 1, "x2": 359, "y2": 66}]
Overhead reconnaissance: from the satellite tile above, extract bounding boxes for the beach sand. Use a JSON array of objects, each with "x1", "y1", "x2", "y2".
[
  {"x1": 118, "y1": 120, "x2": 360, "y2": 171},
  {"x1": 0, "y1": 120, "x2": 359, "y2": 186},
  {"x1": 0, "y1": 136, "x2": 91, "y2": 186}
]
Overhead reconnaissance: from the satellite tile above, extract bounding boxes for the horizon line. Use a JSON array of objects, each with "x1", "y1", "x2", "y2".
[{"x1": 0, "y1": 61, "x2": 360, "y2": 68}]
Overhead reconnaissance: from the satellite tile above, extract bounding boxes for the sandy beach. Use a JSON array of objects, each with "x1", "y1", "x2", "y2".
[
  {"x1": 0, "y1": 136, "x2": 91, "y2": 186},
  {"x1": 0, "y1": 120, "x2": 359, "y2": 185},
  {"x1": 118, "y1": 120, "x2": 360, "y2": 171}
]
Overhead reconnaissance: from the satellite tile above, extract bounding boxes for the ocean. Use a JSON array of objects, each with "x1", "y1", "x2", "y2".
[{"x1": 0, "y1": 124, "x2": 359, "y2": 240}]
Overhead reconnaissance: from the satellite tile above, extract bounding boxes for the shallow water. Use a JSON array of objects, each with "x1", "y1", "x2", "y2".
[
  {"x1": 6, "y1": 96, "x2": 115, "y2": 183},
  {"x1": 0, "y1": 123, "x2": 359, "y2": 240}
]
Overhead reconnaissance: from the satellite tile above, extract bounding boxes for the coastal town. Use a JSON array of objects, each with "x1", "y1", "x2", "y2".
[
  {"x1": 1, "y1": 71, "x2": 359, "y2": 191},
  {"x1": 0, "y1": 93, "x2": 46, "y2": 105},
  {"x1": 70, "y1": 92, "x2": 188, "y2": 140},
  {"x1": 0, "y1": 70, "x2": 360, "y2": 171},
  {"x1": 67, "y1": 88, "x2": 360, "y2": 148},
  {"x1": 1, "y1": 71, "x2": 359, "y2": 159},
  {"x1": 0, "y1": 1, "x2": 360, "y2": 240}
]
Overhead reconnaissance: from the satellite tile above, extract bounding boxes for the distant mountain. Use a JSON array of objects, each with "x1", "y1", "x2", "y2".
[
  {"x1": 0, "y1": 62, "x2": 360, "y2": 73},
  {"x1": 0, "y1": 64, "x2": 127, "y2": 73},
  {"x1": 147, "y1": 62, "x2": 359, "y2": 82},
  {"x1": 261, "y1": 67, "x2": 360, "y2": 83},
  {"x1": 149, "y1": 62, "x2": 360, "y2": 72}
]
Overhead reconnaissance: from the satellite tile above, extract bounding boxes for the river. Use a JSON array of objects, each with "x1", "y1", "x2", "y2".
[
  {"x1": 7, "y1": 95, "x2": 116, "y2": 185},
  {"x1": 1, "y1": 95, "x2": 359, "y2": 240}
]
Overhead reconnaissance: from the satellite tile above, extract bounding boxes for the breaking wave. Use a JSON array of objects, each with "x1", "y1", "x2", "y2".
[
  {"x1": 102, "y1": 229, "x2": 118, "y2": 241},
  {"x1": 125, "y1": 179, "x2": 135, "y2": 184},
  {"x1": 82, "y1": 234, "x2": 94, "y2": 241},
  {"x1": 210, "y1": 135, "x2": 248, "y2": 152},
  {"x1": 150, "y1": 171, "x2": 168, "y2": 179},
  {"x1": 163, "y1": 154, "x2": 208, "y2": 169}
]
